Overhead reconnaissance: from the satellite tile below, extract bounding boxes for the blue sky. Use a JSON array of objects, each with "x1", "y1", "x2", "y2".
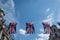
[
  {"x1": 14, "y1": 0, "x2": 60, "y2": 40},
  {"x1": 0, "y1": 0, "x2": 60, "y2": 40}
]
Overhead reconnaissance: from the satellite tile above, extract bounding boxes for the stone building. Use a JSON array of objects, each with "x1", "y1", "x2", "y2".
[
  {"x1": 0, "y1": 8, "x2": 12, "y2": 40},
  {"x1": 49, "y1": 24, "x2": 60, "y2": 40}
]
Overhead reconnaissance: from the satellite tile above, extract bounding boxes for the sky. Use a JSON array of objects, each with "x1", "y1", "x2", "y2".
[{"x1": 0, "y1": 0, "x2": 60, "y2": 40}]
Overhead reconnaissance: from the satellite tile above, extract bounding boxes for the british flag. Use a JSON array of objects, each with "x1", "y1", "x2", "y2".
[
  {"x1": 42, "y1": 22, "x2": 51, "y2": 34},
  {"x1": 26, "y1": 22, "x2": 35, "y2": 34},
  {"x1": 8, "y1": 22, "x2": 17, "y2": 34}
]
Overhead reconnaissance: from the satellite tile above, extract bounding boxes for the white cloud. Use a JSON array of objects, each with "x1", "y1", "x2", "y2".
[
  {"x1": 36, "y1": 33, "x2": 50, "y2": 40},
  {"x1": 47, "y1": 13, "x2": 53, "y2": 19},
  {"x1": 57, "y1": 12, "x2": 60, "y2": 22},
  {"x1": 19, "y1": 29, "x2": 26, "y2": 35},
  {"x1": 43, "y1": 13, "x2": 54, "y2": 26},
  {"x1": 40, "y1": 29, "x2": 44, "y2": 32},
  {"x1": 4, "y1": 0, "x2": 15, "y2": 9},
  {"x1": 0, "y1": 0, "x2": 18, "y2": 24},
  {"x1": 38, "y1": 33, "x2": 50, "y2": 37},
  {"x1": 36, "y1": 38, "x2": 44, "y2": 40},
  {"x1": 43, "y1": 18, "x2": 52, "y2": 23},
  {"x1": 46, "y1": 8, "x2": 50, "y2": 12}
]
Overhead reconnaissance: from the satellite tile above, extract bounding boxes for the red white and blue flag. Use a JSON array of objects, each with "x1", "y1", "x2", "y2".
[
  {"x1": 42, "y1": 22, "x2": 51, "y2": 34},
  {"x1": 8, "y1": 22, "x2": 17, "y2": 34}
]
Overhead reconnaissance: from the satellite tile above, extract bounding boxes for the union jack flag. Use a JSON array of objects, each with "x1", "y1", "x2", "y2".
[
  {"x1": 8, "y1": 22, "x2": 17, "y2": 34},
  {"x1": 26, "y1": 22, "x2": 35, "y2": 34}
]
